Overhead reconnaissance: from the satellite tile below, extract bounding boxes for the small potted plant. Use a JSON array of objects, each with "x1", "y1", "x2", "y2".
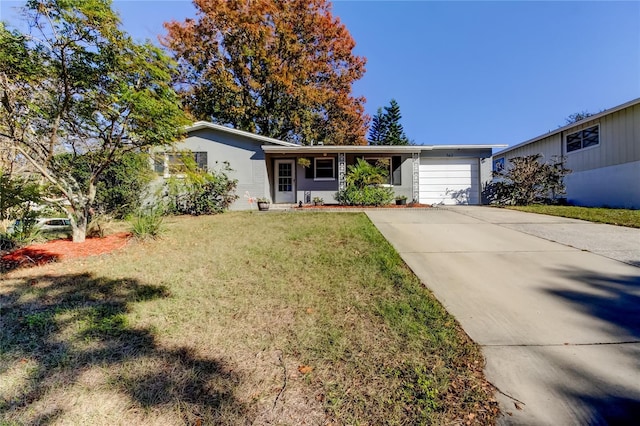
[
  {"x1": 257, "y1": 197, "x2": 271, "y2": 211},
  {"x1": 312, "y1": 196, "x2": 324, "y2": 206},
  {"x1": 395, "y1": 195, "x2": 407, "y2": 206}
]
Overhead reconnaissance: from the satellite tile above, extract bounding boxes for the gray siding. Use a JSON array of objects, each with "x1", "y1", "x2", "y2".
[
  {"x1": 493, "y1": 134, "x2": 562, "y2": 166},
  {"x1": 291, "y1": 153, "x2": 414, "y2": 204},
  {"x1": 295, "y1": 155, "x2": 339, "y2": 203},
  {"x1": 167, "y1": 128, "x2": 270, "y2": 210}
]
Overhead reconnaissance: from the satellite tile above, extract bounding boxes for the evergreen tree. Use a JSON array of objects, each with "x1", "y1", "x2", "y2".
[
  {"x1": 368, "y1": 108, "x2": 387, "y2": 145},
  {"x1": 367, "y1": 99, "x2": 410, "y2": 145},
  {"x1": 384, "y1": 99, "x2": 410, "y2": 145}
]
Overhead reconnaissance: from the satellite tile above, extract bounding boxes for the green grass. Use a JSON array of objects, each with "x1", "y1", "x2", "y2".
[
  {"x1": 506, "y1": 205, "x2": 640, "y2": 228},
  {"x1": 0, "y1": 213, "x2": 498, "y2": 425}
]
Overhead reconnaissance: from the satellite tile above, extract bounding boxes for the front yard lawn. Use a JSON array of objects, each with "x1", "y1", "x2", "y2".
[
  {"x1": 1, "y1": 212, "x2": 497, "y2": 424},
  {"x1": 506, "y1": 205, "x2": 640, "y2": 228}
]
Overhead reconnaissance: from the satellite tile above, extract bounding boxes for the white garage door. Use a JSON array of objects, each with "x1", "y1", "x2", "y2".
[{"x1": 419, "y1": 158, "x2": 480, "y2": 205}]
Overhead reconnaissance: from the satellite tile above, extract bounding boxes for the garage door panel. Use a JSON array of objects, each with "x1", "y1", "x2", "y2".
[
  {"x1": 420, "y1": 191, "x2": 479, "y2": 205},
  {"x1": 419, "y1": 170, "x2": 477, "y2": 179},
  {"x1": 420, "y1": 183, "x2": 474, "y2": 192},
  {"x1": 419, "y1": 158, "x2": 480, "y2": 205},
  {"x1": 419, "y1": 163, "x2": 477, "y2": 171},
  {"x1": 419, "y1": 177, "x2": 474, "y2": 186}
]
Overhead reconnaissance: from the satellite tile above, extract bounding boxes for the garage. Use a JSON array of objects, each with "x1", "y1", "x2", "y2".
[{"x1": 419, "y1": 157, "x2": 480, "y2": 205}]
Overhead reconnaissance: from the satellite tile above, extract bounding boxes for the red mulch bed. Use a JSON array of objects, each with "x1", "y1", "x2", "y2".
[{"x1": 1, "y1": 232, "x2": 131, "y2": 272}]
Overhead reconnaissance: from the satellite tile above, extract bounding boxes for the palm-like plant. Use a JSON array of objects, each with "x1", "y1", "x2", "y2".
[{"x1": 345, "y1": 158, "x2": 388, "y2": 189}]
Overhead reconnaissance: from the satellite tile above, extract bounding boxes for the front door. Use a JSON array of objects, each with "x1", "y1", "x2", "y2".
[{"x1": 275, "y1": 159, "x2": 295, "y2": 203}]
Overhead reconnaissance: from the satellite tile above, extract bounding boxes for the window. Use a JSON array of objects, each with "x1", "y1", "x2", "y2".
[
  {"x1": 493, "y1": 157, "x2": 505, "y2": 172},
  {"x1": 155, "y1": 151, "x2": 208, "y2": 175},
  {"x1": 566, "y1": 125, "x2": 599, "y2": 153},
  {"x1": 314, "y1": 157, "x2": 335, "y2": 180}
]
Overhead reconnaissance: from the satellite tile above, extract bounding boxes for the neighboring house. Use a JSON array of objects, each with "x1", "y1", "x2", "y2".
[
  {"x1": 155, "y1": 121, "x2": 504, "y2": 210},
  {"x1": 493, "y1": 98, "x2": 640, "y2": 209}
]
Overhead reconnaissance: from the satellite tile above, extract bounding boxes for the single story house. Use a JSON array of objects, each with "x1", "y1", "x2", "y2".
[
  {"x1": 155, "y1": 121, "x2": 504, "y2": 210},
  {"x1": 492, "y1": 97, "x2": 640, "y2": 209}
]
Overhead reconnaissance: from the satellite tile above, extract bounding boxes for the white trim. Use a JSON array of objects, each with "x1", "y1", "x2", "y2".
[
  {"x1": 274, "y1": 159, "x2": 296, "y2": 203},
  {"x1": 186, "y1": 121, "x2": 299, "y2": 147}
]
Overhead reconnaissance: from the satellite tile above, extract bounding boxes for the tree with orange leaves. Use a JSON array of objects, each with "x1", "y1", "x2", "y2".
[{"x1": 163, "y1": 0, "x2": 368, "y2": 145}]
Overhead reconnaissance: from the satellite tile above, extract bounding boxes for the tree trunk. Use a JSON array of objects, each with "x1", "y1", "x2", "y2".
[
  {"x1": 71, "y1": 213, "x2": 87, "y2": 243},
  {"x1": 70, "y1": 182, "x2": 95, "y2": 243}
]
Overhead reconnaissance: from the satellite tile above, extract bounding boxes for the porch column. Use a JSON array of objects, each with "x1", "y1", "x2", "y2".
[
  {"x1": 338, "y1": 153, "x2": 346, "y2": 191},
  {"x1": 412, "y1": 152, "x2": 419, "y2": 202}
]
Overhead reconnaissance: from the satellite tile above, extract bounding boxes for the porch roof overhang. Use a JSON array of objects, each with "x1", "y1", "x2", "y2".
[{"x1": 261, "y1": 144, "x2": 506, "y2": 154}]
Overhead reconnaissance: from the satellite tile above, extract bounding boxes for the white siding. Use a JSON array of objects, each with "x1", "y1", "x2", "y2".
[
  {"x1": 419, "y1": 158, "x2": 480, "y2": 205},
  {"x1": 565, "y1": 160, "x2": 640, "y2": 208}
]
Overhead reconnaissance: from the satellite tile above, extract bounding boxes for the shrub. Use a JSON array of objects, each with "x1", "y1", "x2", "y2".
[
  {"x1": 346, "y1": 158, "x2": 389, "y2": 189},
  {"x1": 335, "y1": 158, "x2": 394, "y2": 206},
  {"x1": 487, "y1": 154, "x2": 570, "y2": 206},
  {"x1": 336, "y1": 185, "x2": 394, "y2": 206},
  {"x1": 0, "y1": 170, "x2": 43, "y2": 222},
  {"x1": 55, "y1": 152, "x2": 154, "y2": 218},
  {"x1": 162, "y1": 161, "x2": 239, "y2": 215},
  {"x1": 5, "y1": 213, "x2": 42, "y2": 248},
  {"x1": 129, "y1": 208, "x2": 164, "y2": 240}
]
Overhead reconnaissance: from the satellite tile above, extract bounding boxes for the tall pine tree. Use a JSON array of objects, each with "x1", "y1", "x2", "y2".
[
  {"x1": 368, "y1": 107, "x2": 387, "y2": 145},
  {"x1": 367, "y1": 99, "x2": 410, "y2": 145}
]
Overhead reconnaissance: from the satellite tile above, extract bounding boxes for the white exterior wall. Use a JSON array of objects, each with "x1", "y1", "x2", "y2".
[{"x1": 565, "y1": 160, "x2": 640, "y2": 208}]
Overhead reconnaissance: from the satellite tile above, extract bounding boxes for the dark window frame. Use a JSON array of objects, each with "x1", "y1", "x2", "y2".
[
  {"x1": 566, "y1": 125, "x2": 599, "y2": 153},
  {"x1": 314, "y1": 157, "x2": 336, "y2": 180}
]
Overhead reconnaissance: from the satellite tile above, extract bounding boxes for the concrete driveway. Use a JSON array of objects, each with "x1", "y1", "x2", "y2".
[{"x1": 366, "y1": 207, "x2": 640, "y2": 425}]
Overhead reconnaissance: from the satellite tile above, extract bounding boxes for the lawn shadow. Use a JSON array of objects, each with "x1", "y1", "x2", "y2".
[{"x1": 0, "y1": 272, "x2": 246, "y2": 424}]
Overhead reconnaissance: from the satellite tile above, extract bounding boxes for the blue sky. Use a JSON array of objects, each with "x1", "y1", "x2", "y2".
[{"x1": 2, "y1": 1, "x2": 639, "y2": 148}]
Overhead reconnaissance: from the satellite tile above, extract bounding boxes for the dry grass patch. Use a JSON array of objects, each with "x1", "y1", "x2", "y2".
[{"x1": 1, "y1": 212, "x2": 498, "y2": 425}]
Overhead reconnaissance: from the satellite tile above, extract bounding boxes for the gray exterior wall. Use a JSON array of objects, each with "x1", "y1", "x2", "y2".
[
  {"x1": 268, "y1": 153, "x2": 414, "y2": 204},
  {"x1": 493, "y1": 101, "x2": 640, "y2": 208},
  {"x1": 492, "y1": 134, "x2": 562, "y2": 165},
  {"x1": 164, "y1": 128, "x2": 270, "y2": 210}
]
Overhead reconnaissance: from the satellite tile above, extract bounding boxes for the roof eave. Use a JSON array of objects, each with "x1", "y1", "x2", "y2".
[
  {"x1": 495, "y1": 97, "x2": 640, "y2": 156},
  {"x1": 185, "y1": 121, "x2": 299, "y2": 147},
  {"x1": 262, "y1": 144, "x2": 504, "y2": 153}
]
